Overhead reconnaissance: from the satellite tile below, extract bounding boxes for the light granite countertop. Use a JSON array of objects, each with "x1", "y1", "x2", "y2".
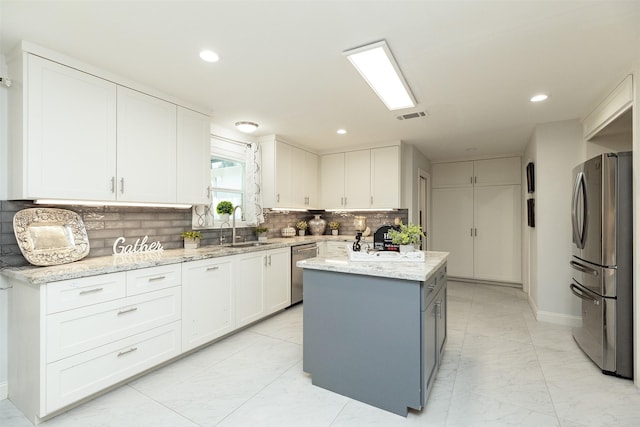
[
  {"x1": 1, "y1": 235, "x2": 373, "y2": 286},
  {"x1": 297, "y1": 251, "x2": 449, "y2": 282}
]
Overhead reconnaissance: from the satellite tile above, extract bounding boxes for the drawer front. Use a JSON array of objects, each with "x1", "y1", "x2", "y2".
[
  {"x1": 126, "y1": 264, "x2": 181, "y2": 296},
  {"x1": 46, "y1": 273, "x2": 126, "y2": 314},
  {"x1": 46, "y1": 321, "x2": 181, "y2": 413},
  {"x1": 47, "y1": 286, "x2": 181, "y2": 362}
]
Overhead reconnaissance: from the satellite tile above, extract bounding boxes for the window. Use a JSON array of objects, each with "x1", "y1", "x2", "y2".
[{"x1": 211, "y1": 156, "x2": 245, "y2": 223}]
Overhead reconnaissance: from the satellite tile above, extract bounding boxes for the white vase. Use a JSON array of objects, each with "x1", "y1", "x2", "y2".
[
  {"x1": 219, "y1": 213, "x2": 230, "y2": 223},
  {"x1": 331, "y1": 229, "x2": 339, "y2": 236},
  {"x1": 298, "y1": 229, "x2": 306, "y2": 236},
  {"x1": 399, "y1": 244, "x2": 413, "y2": 253},
  {"x1": 184, "y1": 238, "x2": 200, "y2": 250},
  {"x1": 258, "y1": 235, "x2": 267, "y2": 242}
]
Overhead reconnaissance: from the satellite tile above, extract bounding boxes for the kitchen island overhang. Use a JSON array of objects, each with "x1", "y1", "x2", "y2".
[{"x1": 298, "y1": 251, "x2": 449, "y2": 416}]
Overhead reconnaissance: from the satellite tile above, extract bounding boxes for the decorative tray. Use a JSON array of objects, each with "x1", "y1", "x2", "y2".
[
  {"x1": 13, "y1": 208, "x2": 90, "y2": 266},
  {"x1": 347, "y1": 245, "x2": 425, "y2": 262}
]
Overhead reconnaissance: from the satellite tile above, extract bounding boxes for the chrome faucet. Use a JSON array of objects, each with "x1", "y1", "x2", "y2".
[
  {"x1": 232, "y1": 205, "x2": 243, "y2": 244},
  {"x1": 219, "y1": 221, "x2": 230, "y2": 245}
]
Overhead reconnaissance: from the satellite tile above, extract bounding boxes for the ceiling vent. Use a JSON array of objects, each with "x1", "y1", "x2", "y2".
[{"x1": 396, "y1": 111, "x2": 428, "y2": 120}]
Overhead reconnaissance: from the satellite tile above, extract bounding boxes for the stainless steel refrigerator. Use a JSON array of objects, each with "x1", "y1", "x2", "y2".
[{"x1": 569, "y1": 151, "x2": 633, "y2": 378}]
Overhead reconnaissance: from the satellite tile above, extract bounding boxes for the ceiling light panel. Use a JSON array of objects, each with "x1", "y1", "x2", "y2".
[{"x1": 344, "y1": 40, "x2": 416, "y2": 111}]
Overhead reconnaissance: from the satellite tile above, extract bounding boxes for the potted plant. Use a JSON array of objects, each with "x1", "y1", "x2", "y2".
[
  {"x1": 181, "y1": 230, "x2": 202, "y2": 250},
  {"x1": 296, "y1": 220, "x2": 308, "y2": 236},
  {"x1": 216, "y1": 201, "x2": 233, "y2": 222},
  {"x1": 387, "y1": 222, "x2": 425, "y2": 253},
  {"x1": 256, "y1": 226, "x2": 269, "y2": 242},
  {"x1": 328, "y1": 221, "x2": 340, "y2": 236}
]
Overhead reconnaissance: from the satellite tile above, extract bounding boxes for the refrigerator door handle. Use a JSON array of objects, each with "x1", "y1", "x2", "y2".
[
  {"x1": 569, "y1": 283, "x2": 600, "y2": 305},
  {"x1": 571, "y1": 172, "x2": 587, "y2": 249},
  {"x1": 569, "y1": 260, "x2": 599, "y2": 276}
]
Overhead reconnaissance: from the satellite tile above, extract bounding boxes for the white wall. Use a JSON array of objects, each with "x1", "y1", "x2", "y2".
[
  {"x1": 524, "y1": 119, "x2": 584, "y2": 324},
  {"x1": 402, "y1": 143, "x2": 430, "y2": 225}
]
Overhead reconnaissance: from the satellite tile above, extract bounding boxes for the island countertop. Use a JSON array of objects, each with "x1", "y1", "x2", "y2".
[{"x1": 297, "y1": 250, "x2": 449, "y2": 282}]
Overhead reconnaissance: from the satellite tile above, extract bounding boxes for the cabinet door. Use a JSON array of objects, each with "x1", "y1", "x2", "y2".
[
  {"x1": 474, "y1": 157, "x2": 521, "y2": 186},
  {"x1": 474, "y1": 185, "x2": 522, "y2": 282},
  {"x1": 26, "y1": 55, "x2": 117, "y2": 200},
  {"x1": 177, "y1": 107, "x2": 211, "y2": 205},
  {"x1": 290, "y1": 146, "x2": 307, "y2": 208},
  {"x1": 344, "y1": 150, "x2": 370, "y2": 208},
  {"x1": 116, "y1": 86, "x2": 177, "y2": 203},
  {"x1": 370, "y1": 146, "x2": 400, "y2": 208},
  {"x1": 320, "y1": 153, "x2": 345, "y2": 209},
  {"x1": 423, "y1": 283, "x2": 438, "y2": 400},
  {"x1": 304, "y1": 151, "x2": 319, "y2": 208},
  {"x1": 234, "y1": 251, "x2": 266, "y2": 328},
  {"x1": 431, "y1": 188, "x2": 474, "y2": 278},
  {"x1": 265, "y1": 248, "x2": 291, "y2": 314},
  {"x1": 182, "y1": 258, "x2": 235, "y2": 351},
  {"x1": 431, "y1": 161, "x2": 473, "y2": 188},
  {"x1": 275, "y1": 141, "x2": 294, "y2": 207}
]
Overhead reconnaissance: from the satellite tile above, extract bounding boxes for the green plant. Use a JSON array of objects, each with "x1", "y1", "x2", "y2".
[
  {"x1": 387, "y1": 222, "x2": 425, "y2": 245},
  {"x1": 216, "y1": 201, "x2": 233, "y2": 215},
  {"x1": 255, "y1": 226, "x2": 268, "y2": 234},
  {"x1": 181, "y1": 230, "x2": 202, "y2": 240},
  {"x1": 296, "y1": 220, "x2": 308, "y2": 230},
  {"x1": 328, "y1": 221, "x2": 340, "y2": 230}
]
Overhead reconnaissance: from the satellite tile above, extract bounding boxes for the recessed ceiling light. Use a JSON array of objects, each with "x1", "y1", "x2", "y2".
[
  {"x1": 337, "y1": 129, "x2": 347, "y2": 135},
  {"x1": 199, "y1": 50, "x2": 220, "y2": 63},
  {"x1": 343, "y1": 40, "x2": 416, "y2": 111},
  {"x1": 530, "y1": 94, "x2": 549, "y2": 103},
  {"x1": 235, "y1": 121, "x2": 259, "y2": 133}
]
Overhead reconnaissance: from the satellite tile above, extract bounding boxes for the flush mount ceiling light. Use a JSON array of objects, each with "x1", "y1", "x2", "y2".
[
  {"x1": 235, "y1": 121, "x2": 259, "y2": 133},
  {"x1": 199, "y1": 49, "x2": 220, "y2": 63},
  {"x1": 343, "y1": 40, "x2": 416, "y2": 111},
  {"x1": 337, "y1": 129, "x2": 347, "y2": 135},
  {"x1": 530, "y1": 93, "x2": 549, "y2": 103}
]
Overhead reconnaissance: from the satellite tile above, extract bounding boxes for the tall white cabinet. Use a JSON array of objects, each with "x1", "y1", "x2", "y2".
[{"x1": 431, "y1": 157, "x2": 522, "y2": 283}]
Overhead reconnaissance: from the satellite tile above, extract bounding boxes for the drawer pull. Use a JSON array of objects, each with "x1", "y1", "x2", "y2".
[
  {"x1": 117, "y1": 307, "x2": 138, "y2": 316},
  {"x1": 148, "y1": 276, "x2": 166, "y2": 282},
  {"x1": 206, "y1": 266, "x2": 219, "y2": 271},
  {"x1": 79, "y1": 287, "x2": 104, "y2": 296},
  {"x1": 117, "y1": 347, "x2": 138, "y2": 357}
]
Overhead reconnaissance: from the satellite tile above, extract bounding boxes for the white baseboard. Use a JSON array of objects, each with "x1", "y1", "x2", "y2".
[
  {"x1": 528, "y1": 294, "x2": 581, "y2": 327},
  {"x1": 0, "y1": 381, "x2": 7, "y2": 400}
]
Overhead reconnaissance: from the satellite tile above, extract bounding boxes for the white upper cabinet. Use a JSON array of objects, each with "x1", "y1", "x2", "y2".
[
  {"x1": 116, "y1": 87, "x2": 177, "y2": 203},
  {"x1": 177, "y1": 107, "x2": 211, "y2": 205},
  {"x1": 431, "y1": 162, "x2": 473, "y2": 188},
  {"x1": 473, "y1": 157, "x2": 520, "y2": 186},
  {"x1": 19, "y1": 54, "x2": 117, "y2": 200},
  {"x1": 6, "y1": 46, "x2": 210, "y2": 204},
  {"x1": 320, "y1": 152, "x2": 345, "y2": 209},
  {"x1": 344, "y1": 150, "x2": 370, "y2": 208},
  {"x1": 261, "y1": 136, "x2": 318, "y2": 209},
  {"x1": 320, "y1": 145, "x2": 401, "y2": 209},
  {"x1": 370, "y1": 146, "x2": 400, "y2": 208},
  {"x1": 432, "y1": 157, "x2": 520, "y2": 188}
]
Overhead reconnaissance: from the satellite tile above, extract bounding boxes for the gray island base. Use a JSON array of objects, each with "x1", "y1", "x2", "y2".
[{"x1": 299, "y1": 251, "x2": 448, "y2": 416}]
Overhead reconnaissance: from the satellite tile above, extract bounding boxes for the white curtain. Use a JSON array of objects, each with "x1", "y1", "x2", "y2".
[{"x1": 244, "y1": 142, "x2": 264, "y2": 225}]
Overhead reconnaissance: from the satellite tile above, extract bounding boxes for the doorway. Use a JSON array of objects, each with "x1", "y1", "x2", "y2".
[{"x1": 418, "y1": 168, "x2": 430, "y2": 250}]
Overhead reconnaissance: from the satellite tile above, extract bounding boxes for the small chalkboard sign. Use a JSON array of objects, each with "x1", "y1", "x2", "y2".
[{"x1": 373, "y1": 225, "x2": 400, "y2": 252}]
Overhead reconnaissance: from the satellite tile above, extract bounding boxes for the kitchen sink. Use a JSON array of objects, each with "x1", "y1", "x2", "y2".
[{"x1": 229, "y1": 241, "x2": 274, "y2": 248}]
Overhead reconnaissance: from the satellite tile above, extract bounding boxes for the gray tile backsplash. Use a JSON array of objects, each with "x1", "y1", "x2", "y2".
[{"x1": 0, "y1": 200, "x2": 407, "y2": 268}]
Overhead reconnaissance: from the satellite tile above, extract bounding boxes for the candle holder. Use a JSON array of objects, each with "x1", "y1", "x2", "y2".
[{"x1": 353, "y1": 216, "x2": 366, "y2": 252}]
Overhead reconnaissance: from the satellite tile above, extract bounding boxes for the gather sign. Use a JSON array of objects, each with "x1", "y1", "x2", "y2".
[{"x1": 112, "y1": 235, "x2": 164, "y2": 255}]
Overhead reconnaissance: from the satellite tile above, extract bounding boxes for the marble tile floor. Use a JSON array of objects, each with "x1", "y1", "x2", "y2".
[{"x1": 3, "y1": 281, "x2": 640, "y2": 426}]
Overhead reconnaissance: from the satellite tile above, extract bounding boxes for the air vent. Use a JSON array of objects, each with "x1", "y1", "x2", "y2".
[{"x1": 396, "y1": 111, "x2": 428, "y2": 120}]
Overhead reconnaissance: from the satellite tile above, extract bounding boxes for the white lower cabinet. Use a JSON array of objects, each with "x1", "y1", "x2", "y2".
[
  {"x1": 46, "y1": 321, "x2": 181, "y2": 413},
  {"x1": 182, "y1": 258, "x2": 235, "y2": 352},
  {"x1": 234, "y1": 247, "x2": 291, "y2": 328}
]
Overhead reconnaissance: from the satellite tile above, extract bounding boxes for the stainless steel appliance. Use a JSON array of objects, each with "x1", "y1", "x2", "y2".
[
  {"x1": 291, "y1": 243, "x2": 318, "y2": 305},
  {"x1": 569, "y1": 151, "x2": 633, "y2": 378}
]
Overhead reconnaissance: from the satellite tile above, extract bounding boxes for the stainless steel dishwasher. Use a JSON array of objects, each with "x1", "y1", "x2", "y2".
[{"x1": 291, "y1": 243, "x2": 318, "y2": 305}]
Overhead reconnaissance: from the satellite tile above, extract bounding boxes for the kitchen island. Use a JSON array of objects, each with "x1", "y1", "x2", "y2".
[{"x1": 298, "y1": 250, "x2": 448, "y2": 416}]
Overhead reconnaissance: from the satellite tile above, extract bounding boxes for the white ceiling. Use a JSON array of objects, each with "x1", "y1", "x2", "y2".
[{"x1": 1, "y1": 1, "x2": 639, "y2": 160}]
